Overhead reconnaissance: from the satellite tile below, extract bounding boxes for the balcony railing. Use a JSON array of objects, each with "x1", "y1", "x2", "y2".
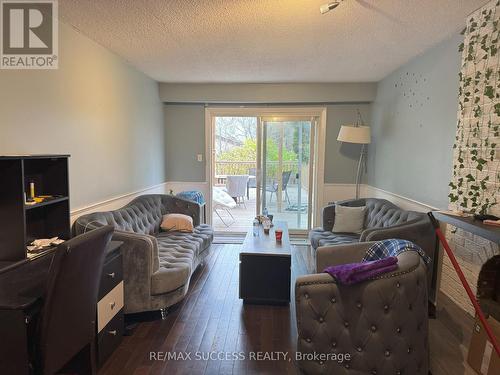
[{"x1": 215, "y1": 160, "x2": 309, "y2": 185}]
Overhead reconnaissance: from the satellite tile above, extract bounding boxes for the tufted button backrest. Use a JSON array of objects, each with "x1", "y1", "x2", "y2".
[
  {"x1": 296, "y1": 251, "x2": 429, "y2": 374},
  {"x1": 338, "y1": 198, "x2": 420, "y2": 229},
  {"x1": 108, "y1": 195, "x2": 165, "y2": 234},
  {"x1": 72, "y1": 194, "x2": 201, "y2": 236}
]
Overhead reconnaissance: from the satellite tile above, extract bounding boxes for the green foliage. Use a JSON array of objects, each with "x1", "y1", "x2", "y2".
[
  {"x1": 216, "y1": 139, "x2": 299, "y2": 176},
  {"x1": 218, "y1": 139, "x2": 296, "y2": 162},
  {"x1": 484, "y1": 85, "x2": 495, "y2": 99},
  {"x1": 450, "y1": 4, "x2": 499, "y2": 215},
  {"x1": 218, "y1": 139, "x2": 257, "y2": 161}
]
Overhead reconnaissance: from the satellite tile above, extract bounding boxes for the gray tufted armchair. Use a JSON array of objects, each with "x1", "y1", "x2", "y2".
[
  {"x1": 295, "y1": 242, "x2": 429, "y2": 374},
  {"x1": 73, "y1": 194, "x2": 213, "y2": 314}
]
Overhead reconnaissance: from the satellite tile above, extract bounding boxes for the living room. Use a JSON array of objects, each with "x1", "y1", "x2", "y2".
[{"x1": 0, "y1": 1, "x2": 499, "y2": 374}]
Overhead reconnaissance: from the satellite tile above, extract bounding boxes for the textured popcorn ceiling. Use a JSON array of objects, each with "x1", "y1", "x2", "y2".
[{"x1": 59, "y1": 0, "x2": 489, "y2": 83}]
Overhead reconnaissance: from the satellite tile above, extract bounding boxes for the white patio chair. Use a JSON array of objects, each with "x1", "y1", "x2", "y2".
[
  {"x1": 226, "y1": 175, "x2": 249, "y2": 207},
  {"x1": 212, "y1": 186, "x2": 237, "y2": 227}
]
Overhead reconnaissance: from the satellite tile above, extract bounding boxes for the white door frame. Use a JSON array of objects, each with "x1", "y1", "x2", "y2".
[{"x1": 205, "y1": 106, "x2": 327, "y2": 233}]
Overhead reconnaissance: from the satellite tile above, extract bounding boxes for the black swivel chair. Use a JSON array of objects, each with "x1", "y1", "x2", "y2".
[{"x1": 37, "y1": 225, "x2": 113, "y2": 374}]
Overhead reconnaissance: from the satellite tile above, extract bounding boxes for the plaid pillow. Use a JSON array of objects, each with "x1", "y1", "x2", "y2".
[{"x1": 362, "y1": 239, "x2": 431, "y2": 265}]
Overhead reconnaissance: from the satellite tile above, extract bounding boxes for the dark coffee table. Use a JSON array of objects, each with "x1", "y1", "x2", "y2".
[{"x1": 239, "y1": 221, "x2": 291, "y2": 305}]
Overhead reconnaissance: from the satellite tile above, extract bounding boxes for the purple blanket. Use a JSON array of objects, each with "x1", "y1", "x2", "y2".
[{"x1": 324, "y1": 256, "x2": 398, "y2": 285}]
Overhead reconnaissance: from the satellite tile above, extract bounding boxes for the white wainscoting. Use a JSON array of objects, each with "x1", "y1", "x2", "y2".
[
  {"x1": 71, "y1": 181, "x2": 437, "y2": 225},
  {"x1": 164, "y1": 181, "x2": 210, "y2": 198},
  {"x1": 321, "y1": 183, "x2": 369, "y2": 207},
  {"x1": 363, "y1": 185, "x2": 438, "y2": 212},
  {"x1": 70, "y1": 181, "x2": 209, "y2": 223},
  {"x1": 322, "y1": 183, "x2": 438, "y2": 213},
  {"x1": 70, "y1": 182, "x2": 169, "y2": 223}
]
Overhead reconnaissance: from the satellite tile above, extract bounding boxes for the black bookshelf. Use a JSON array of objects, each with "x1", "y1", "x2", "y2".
[{"x1": 0, "y1": 155, "x2": 70, "y2": 261}]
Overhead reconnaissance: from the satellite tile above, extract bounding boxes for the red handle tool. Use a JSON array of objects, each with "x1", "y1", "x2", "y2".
[{"x1": 428, "y1": 212, "x2": 500, "y2": 357}]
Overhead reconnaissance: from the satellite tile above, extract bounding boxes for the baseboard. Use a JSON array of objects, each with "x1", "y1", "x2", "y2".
[{"x1": 70, "y1": 182, "x2": 169, "y2": 222}]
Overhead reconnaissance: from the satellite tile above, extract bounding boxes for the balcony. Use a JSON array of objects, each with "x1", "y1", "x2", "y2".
[{"x1": 213, "y1": 160, "x2": 309, "y2": 232}]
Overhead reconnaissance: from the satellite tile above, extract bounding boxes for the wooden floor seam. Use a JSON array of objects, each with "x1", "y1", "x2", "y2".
[{"x1": 99, "y1": 244, "x2": 476, "y2": 375}]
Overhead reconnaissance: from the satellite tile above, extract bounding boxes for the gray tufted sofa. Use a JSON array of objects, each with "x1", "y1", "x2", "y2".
[
  {"x1": 73, "y1": 194, "x2": 213, "y2": 314},
  {"x1": 295, "y1": 242, "x2": 429, "y2": 374},
  {"x1": 310, "y1": 198, "x2": 437, "y2": 301},
  {"x1": 310, "y1": 198, "x2": 435, "y2": 253}
]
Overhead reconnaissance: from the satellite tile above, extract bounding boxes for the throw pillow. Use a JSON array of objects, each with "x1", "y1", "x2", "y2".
[
  {"x1": 332, "y1": 205, "x2": 366, "y2": 234},
  {"x1": 161, "y1": 214, "x2": 194, "y2": 232}
]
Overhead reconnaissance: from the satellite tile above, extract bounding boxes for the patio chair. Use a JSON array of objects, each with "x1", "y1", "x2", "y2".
[
  {"x1": 226, "y1": 175, "x2": 249, "y2": 207},
  {"x1": 213, "y1": 186, "x2": 237, "y2": 227},
  {"x1": 247, "y1": 168, "x2": 257, "y2": 199},
  {"x1": 266, "y1": 171, "x2": 292, "y2": 204},
  {"x1": 248, "y1": 168, "x2": 257, "y2": 188}
]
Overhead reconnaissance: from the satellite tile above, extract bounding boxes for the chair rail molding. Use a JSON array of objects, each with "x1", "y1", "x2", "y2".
[
  {"x1": 322, "y1": 183, "x2": 438, "y2": 213},
  {"x1": 364, "y1": 185, "x2": 439, "y2": 212},
  {"x1": 73, "y1": 182, "x2": 437, "y2": 225},
  {"x1": 165, "y1": 181, "x2": 210, "y2": 198},
  {"x1": 70, "y1": 181, "x2": 210, "y2": 223},
  {"x1": 70, "y1": 182, "x2": 169, "y2": 222}
]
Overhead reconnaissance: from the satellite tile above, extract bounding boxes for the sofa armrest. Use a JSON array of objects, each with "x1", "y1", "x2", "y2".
[
  {"x1": 360, "y1": 219, "x2": 419, "y2": 241},
  {"x1": 360, "y1": 217, "x2": 436, "y2": 257},
  {"x1": 163, "y1": 195, "x2": 202, "y2": 226},
  {"x1": 322, "y1": 204, "x2": 336, "y2": 231},
  {"x1": 316, "y1": 242, "x2": 376, "y2": 272},
  {"x1": 112, "y1": 230, "x2": 159, "y2": 270},
  {"x1": 111, "y1": 230, "x2": 160, "y2": 313}
]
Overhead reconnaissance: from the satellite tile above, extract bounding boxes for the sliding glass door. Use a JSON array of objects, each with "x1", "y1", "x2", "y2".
[
  {"x1": 212, "y1": 117, "x2": 258, "y2": 233},
  {"x1": 210, "y1": 111, "x2": 319, "y2": 234},
  {"x1": 260, "y1": 117, "x2": 315, "y2": 231}
]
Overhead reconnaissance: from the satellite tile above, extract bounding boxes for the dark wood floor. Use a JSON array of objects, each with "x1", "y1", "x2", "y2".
[
  {"x1": 429, "y1": 292, "x2": 476, "y2": 375},
  {"x1": 99, "y1": 244, "x2": 476, "y2": 375}
]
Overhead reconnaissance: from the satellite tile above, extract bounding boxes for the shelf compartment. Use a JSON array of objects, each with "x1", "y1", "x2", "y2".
[
  {"x1": 0, "y1": 155, "x2": 70, "y2": 262},
  {"x1": 25, "y1": 196, "x2": 68, "y2": 210},
  {"x1": 25, "y1": 199, "x2": 70, "y2": 246},
  {"x1": 23, "y1": 157, "x2": 69, "y2": 198}
]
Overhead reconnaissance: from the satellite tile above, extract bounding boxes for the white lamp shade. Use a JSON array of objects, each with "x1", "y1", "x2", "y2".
[{"x1": 337, "y1": 125, "x2": 371, "y2": 144}]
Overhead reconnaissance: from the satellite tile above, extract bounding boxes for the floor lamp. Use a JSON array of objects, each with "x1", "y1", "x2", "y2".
[{"x1": 337, "y1": 114, "x2": 371, "y2": 199}]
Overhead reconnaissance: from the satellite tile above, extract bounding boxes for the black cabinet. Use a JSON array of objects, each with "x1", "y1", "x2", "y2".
[
  {"x1": 239, "y1": 253, "x2": 291, "y2": 305},
  {"x1": 96, "y1": 249, "x2": 124, "y2": 367},
  {"x1": 0, "y1": 155, "x2": 70, "y2": 262},
  {"x1": 0, "y1": 242, "x2": 123, "y2": 374}
]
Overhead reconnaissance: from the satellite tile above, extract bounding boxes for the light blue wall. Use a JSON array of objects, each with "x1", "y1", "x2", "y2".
[
  {"x1": 325, "y1": 104, "x2": 371, "y2": 184},
  {"x1": 367, "y1": 34, "x2": 463, "y2": 209},
  {"x1": 164, "y1": 103, "x2": 371, "y2": 183},
  {"x1": 0, "y1": 22, "x2": 165, "y2": 209},
  {"x1": 164, "y1": 104, "x2": 206, "y2": 182},
  {"x1": 159, "y1": 83, "x2": 376, "y2": 103}
]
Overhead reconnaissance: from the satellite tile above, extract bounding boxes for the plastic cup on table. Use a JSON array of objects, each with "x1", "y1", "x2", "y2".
[{"x1": 275, "y1": 228, "x2": 283, "y2": 242}]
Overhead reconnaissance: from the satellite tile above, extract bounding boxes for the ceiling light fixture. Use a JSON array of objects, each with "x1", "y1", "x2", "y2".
[{"x1": 320, "y1": 1, "x2": 344, "y2": 14}]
